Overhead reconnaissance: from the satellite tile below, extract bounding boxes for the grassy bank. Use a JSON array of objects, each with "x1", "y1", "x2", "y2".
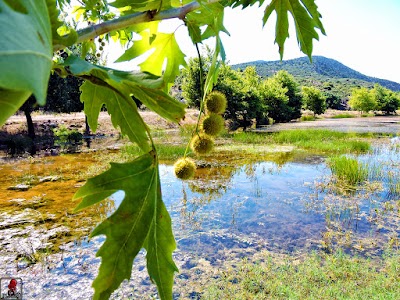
[
  {"x1": 232, "y1": 129, "x2": 374, "y2": 154},
  {"x1": 201, "y1": 251, "x2": 400, "y2": 300}
]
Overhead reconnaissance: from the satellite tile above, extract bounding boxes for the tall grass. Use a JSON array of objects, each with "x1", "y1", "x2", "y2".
[
  {"x1": 331, "y1": 113, "x2": 355, "y2": 119},
  {"x1": 327, "y1": 155, "x2": 368, "y2": 186},
  {"x1": 300, "y1": 115, "x2": 317, "y2": 121},
  {"x1": 232, "y1": 129, "x2": 371, "y2": 154}
]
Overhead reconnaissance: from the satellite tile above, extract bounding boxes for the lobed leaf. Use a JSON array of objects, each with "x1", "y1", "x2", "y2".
[
  {"x1": 263, "y1": 0, "x2": 325, "y2": 59},
  {"x1": 73, "y1": 153, "x2": 178, "y2": 300},
  {"x1": 64, "y1": 55, "x2": 186, "y2": 129},
  {"x1": 80, "y1": 81, "x2": 152, "y2": 153},
  {"x1": 139, "y1": 32, "x2": 187, "y2": 84},
  {"x1": 185, "y1": 2, "x2": 230, "y2": 44},
  {"x1": 0, "y1": 0, "x2": 52, "y2": 125},
  {"x1": 128, "y1": 85, "x2": 186, "y2": 124},
  {"x1": 144, "y1": 178, "x2": 178, "y2": 300},
  {"x1": 46, "y1": 0, "x2": 77, "y2": 46}
]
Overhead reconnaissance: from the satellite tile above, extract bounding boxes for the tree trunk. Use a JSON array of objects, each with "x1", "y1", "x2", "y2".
[
  {"x1": 24, "y1": 109, "x2": 36, "y2": 155},
  {"x1": 24, "y1": 109, "x2": 35, "y2": 140}
]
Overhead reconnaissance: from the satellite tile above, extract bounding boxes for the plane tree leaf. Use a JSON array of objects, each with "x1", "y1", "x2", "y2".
[
  {"x1": 73, "y1": 152, "x2": 177, "y2": 300},
  {"x1": 128, "y1": 85, "x2": 186, "y2": 123},
  {"x1": 62, "y1": 55, "x2": 185, "y2": 143},
  {"x1": 139, "y1": 32, "x2": 187, "y2": 84},
  {"x1": 0, "y1": 0, "x2": 52, "y2": 125},
  {"x1": 185, "y1": 2, "x2": 230, "y2": 44},
  {"x1": 116, "y1": 29, "x2": 186, "y2": 85},
  {"x1": 143, "y1": 177, "x2": 178, "y2": 300},
  {"x1": 109, "y1": 0, "x2": 169, "y2": 14},
  {"x1": 47, "y1": 0, "x2": 77, "y2": 46},
  {"x1": 115, "y1": 25, "x2": 159, "y2": 63},
  {"x1": 80, "y1": 81, "x2": 152, "y2": 153},
  {"x1": 0, "y1": 88, "x2": 32, "y2": 126},
  {"x1": 262, "y1": 0, "x2": 325, "y2": 59}
]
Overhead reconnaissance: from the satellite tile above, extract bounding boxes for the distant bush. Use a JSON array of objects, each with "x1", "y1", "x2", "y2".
[
  {"x1": 300, "y1": 115, "x2": 317, "y2": 121},
  {"x1": 331, "y1": 113, "x2": 355, "y2": 119},
  {"x1": 53, "y1": 125, "x2": 83, "y2": 152}
]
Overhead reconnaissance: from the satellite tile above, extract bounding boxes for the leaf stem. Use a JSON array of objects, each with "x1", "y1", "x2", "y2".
[
  {"x1": 54, "y1": 0, "x2": 221, "y2": 52},
  {"x1": 183, "y1": 43, "x2": 205, "y2": 157}
]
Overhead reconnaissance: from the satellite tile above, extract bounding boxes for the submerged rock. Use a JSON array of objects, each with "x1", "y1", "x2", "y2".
[
  {"x1": 39, "y1": 175, "x2": 61, "y2": 183},
  {"x1": 7, "y1": 184, "x2": 30, "y2": 191}
]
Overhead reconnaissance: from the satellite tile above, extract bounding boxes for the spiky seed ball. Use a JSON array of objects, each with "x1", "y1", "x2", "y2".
[
  {"x1": 201, "y1": 114, "x2": 225, "y2": 136},
  {"x1": 191, "y1": 134, "x2": 214, "y2": 155},
  {"x1": 205, "y1": 91, "x2": 227, "y2": 114},
  {"x1": 174, "y1": 158, "x2": 196, "y2": 180}
]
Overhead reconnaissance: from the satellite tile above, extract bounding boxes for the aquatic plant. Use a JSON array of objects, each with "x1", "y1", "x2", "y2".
[
  {"x1": 327, "y1": 155, "x2": 368, "y2": 186},
  {"x1": 232, "y1": 129, "x2": 372, "y2": 154}
]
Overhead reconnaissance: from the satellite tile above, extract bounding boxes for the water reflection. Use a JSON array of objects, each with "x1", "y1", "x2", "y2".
[{"x1": 153, "y1": 145, "x2": 399, "y2": 258}]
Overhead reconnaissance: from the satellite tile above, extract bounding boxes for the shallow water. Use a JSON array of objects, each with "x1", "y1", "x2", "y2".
[{"x1": 1, "y1": 142, "x2": 399, "y2": 299}]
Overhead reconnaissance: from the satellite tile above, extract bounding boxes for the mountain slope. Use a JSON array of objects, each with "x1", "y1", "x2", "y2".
[{"x1": 233, "y1": 56, "x2": 400, "y2": 92}]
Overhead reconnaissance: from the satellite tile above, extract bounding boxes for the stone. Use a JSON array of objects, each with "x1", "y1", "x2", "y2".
[
  {"x1": 7, "y1": 184, "x2": 30, "y2": 191},
  {"x1": 39, "y1": 175, "x2": 60, "y2": 183}
]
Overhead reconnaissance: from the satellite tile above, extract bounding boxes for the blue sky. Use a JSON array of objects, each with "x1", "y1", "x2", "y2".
[{"x1": 108, "y1": 0, "x2": 400, "y2": 83}]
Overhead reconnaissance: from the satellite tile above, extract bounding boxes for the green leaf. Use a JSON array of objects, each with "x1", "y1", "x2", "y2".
[
  {"x1": 128, "y1": 85, "x2": 186, "y2": 123},
  {"x1": 144, "y1": 178, "x2": 178, "y2": 300},
  {"x1": 116, "y1": 29, "x2": 186, "y2": 85},
  {"x1": 0, "y1": 0, "x2": 52, "y2": 124},
  {"x1": 109, "y1": 0, "x2": 161, "y2": 13},
  {"x1": 115, "y1": 28, "x2": 157, "y2": 63},
  {"x1": 263, "y1": 0, "x2": 325, "y2": 59},
  {"x1": 0, "y1": 88, "x2": 31, "y2": 125},
  {"x1": 80, "y1": 81, "x2": 152, "y2": 153},
  {"x1": 46, "y1": 0, "x2": 77, "y2": 46},
  {"x1": 64, "y1": 55, "x2": 164, "y2": 88},
  {"x1": 204, "y1": 36, "x2": 223, "y2": 97},
  {"x1": 139, "y1": 33, "x2": 187, "y2": 84},
  {"x1": 73, "y1": 153, "x2": 178, "y2": 300},
  {"x1": 64, "y1": 55, "x2": 186, "y2": 126},
  {"x1": 185, "y1": 2, "x2": 230, "y2": 43}
]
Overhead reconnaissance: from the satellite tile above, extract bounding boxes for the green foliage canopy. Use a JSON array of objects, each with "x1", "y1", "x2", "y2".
[
  {"x1": 372, "y1": 84, "x2": 400, "y2": 115},
  {"x1": 301, "y1": 85, "x2": 327, "y2": 116},
  {"x1": 348, "y1": 87, "x2": 377, "y2": 113},
  {"x1": 0, "y1": 0, "x2": 325, "y2": 298}
]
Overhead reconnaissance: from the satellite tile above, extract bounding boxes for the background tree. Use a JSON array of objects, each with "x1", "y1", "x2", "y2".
[
  {"x1": 260, "y1": 76, "x2": 289, "y2": 123},
  {"x1": 44, "y1": 74, "x2": 83, "y2": 113},
  {"x1": 273, "y1": 70, "x2": 302, "y2": 121},
  {"x1": 348, "y1": 87, "x2": 377, "y2": 114},
  {"x1": 181, "y1": 59, "x2": 268, "y2": 129},
  {"x1": 214, "y1": 65, "x2": 266, "y2": 129},
  {"x1": 301, "y1": 86, "x2": 327, "y2": 116},
  {"x1": 372, "y1": 84, "x2": 400, "y2": 115}
]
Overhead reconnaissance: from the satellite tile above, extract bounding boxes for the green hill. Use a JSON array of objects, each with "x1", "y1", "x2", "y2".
[{"x1": 232, "y1": 56, "x2": 400, "y2": 102}]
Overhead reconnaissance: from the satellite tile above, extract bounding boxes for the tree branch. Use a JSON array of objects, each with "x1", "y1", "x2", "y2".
[{"x1": 54, "y1": 0, "x2": 220, "y2": 52}]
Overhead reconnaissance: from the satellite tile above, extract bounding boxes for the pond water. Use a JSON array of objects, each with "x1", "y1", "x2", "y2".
[{"x1": 1, "y1": 141, "x2": 399, "y2": 299}]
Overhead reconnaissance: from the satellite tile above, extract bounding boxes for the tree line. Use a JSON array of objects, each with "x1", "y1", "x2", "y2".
[
  {"x1": 180, "y1": 54, "x2": 400, "y2": 128},
  {"x1": 15, "y1": 55, "x2": 400, "y2": 137}
]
